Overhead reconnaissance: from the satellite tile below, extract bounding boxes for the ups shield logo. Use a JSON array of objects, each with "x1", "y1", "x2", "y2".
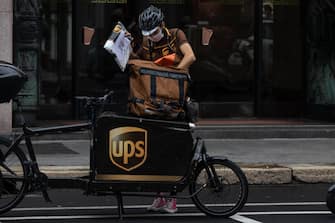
[{"x1": 109, "y1": 127, "x2": 147, "y2": 172}]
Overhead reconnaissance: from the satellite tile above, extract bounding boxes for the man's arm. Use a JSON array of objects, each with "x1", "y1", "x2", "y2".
[{"x1": 176, "y1": 42, "x2": 196, "y2": 70}]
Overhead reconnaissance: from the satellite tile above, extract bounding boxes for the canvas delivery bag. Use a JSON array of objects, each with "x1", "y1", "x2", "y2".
[{"x1": 128, "y1": 59, "x2": 190, "y2": 120}]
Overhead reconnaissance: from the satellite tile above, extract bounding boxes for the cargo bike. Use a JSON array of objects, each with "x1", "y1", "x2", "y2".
[{"x1": 0, "y1": 61, "x2": 248, "y2": 218}]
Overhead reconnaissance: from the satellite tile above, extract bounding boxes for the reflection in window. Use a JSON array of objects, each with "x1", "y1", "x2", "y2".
[
  {"x1": 73, "y1": 1, "x2": 255, "y2": 117},
  {"x1": 261, "y1": 0, "x2": 303, "y2": 117},
  {"x1": 307, "y1": 0, "x2": 335, "y2": 105},
  {"x1": 37, "y1": 1, "x2": 257, "y2": 118},
  {"x1": 188, "y1": 0, "x2": 254, "y2": 102},
  {"x1": 40, "y1": 0, "x2": 72, "y2": 105}
]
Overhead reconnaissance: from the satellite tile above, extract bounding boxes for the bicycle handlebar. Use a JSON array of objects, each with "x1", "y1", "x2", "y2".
[
  {"x1": 75, "y1": 90, "x2": 114, "y2": 108},
  {"x1": 75, "y1": 90, "x2": 114, "y2": 124},
  {"x1": 75, "y1": 90, "x2": 114, "y2": 101}
]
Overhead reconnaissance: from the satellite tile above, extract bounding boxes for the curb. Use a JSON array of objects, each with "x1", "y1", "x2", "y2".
[
  {"x1": 243, "y1": 164, "x2": 335, "y2": 184},
  {"x1": 193, "y1": 125, "x2": 335, "y2": 139},
  {"x1": 287, "y1": 164, "x2": 335, "y2": 183},
  {"x1": 42, "y1": 164, "x2": 335, "y2": 188}
]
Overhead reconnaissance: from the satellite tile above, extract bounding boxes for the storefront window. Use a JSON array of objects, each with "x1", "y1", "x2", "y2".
[
  {"x1": 260, "y1": 0, "x2": 303, "y2": 116},
  {"x1": 73, "y1": 1, "x2": 133, "y2": 116},
  {"x1": 72, "y1": 0, "x2": 255, "y2": 117},
  {"x1": 14, "y1": 0, "x2": 314, "y2": 120},
  {"x1": 190, "y1": 0, "x2": 254, "y2": 104},
  {"x1": 306, "y1": 0, "x2": 335, "y2": 105},
  {"x1": 39, "y1": 0, "x2": 73, "y2": 118}
]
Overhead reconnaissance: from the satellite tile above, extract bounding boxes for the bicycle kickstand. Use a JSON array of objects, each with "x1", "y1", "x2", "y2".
[
  {"x1": 116, "y1": 192, "x2": 125, "y2": 220},
  {"x1": 42, "y1": 189, "x2": 51, "y2": 202},
  {"x1": 34, "y1": 171, "x2": 52, "y2": 202}
]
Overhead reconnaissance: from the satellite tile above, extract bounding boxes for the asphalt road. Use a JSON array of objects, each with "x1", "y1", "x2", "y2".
[{"x1": 0, "y1": 184, "x2": 334, "y2": 222}]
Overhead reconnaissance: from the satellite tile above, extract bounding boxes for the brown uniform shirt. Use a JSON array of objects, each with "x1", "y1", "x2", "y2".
[{"x1": 136, "y1": 28, "x2": 188, "y2": 64}]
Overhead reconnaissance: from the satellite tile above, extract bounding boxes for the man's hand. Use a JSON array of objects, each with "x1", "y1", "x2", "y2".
[
  {"x1": 177, "y1": 43, "x2": 196, "y2": 70},
  {"x1": 125, "y1": 31, "x2": 133, "y2": 41}
]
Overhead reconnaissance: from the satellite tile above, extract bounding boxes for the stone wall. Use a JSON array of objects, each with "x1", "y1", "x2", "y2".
[{"x1": 0, "y1": 0, "x2": 13, "y2": 134}]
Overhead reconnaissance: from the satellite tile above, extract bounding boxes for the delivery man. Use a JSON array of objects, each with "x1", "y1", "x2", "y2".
[
  {"x1": 134, "y1": 5, "x2": 196, "y2": 71},
  {"x1": 130, "y1": 5, "x2": 196, "y2": 213}
]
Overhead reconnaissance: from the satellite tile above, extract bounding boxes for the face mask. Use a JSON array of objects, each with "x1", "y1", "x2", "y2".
[{"x1": 148, "y1": 28, "x2": 164, "y2": 42}]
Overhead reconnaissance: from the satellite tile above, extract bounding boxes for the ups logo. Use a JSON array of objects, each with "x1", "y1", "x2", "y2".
[{"x1": 109, "y1": 127, "x2": 147, "y2": 171}]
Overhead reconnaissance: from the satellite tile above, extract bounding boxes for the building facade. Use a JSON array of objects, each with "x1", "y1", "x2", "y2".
[
  {"x1": 2, "y1": 0, "x2": 335, "y2": 128},
  {"x1": 0, "y1": 0, "x2": 13, "y2": 133}
]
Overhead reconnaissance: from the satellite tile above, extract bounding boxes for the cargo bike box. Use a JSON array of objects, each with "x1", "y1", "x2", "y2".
[
  {"x1": 93, "y1": 112, "x2": 194, "y2": 192},
  {"x1": 0, "y1": 62, "x2": 27, "y2": 103}
]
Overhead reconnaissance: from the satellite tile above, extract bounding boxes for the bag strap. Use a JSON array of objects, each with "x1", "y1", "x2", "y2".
[
  {"x1": 139, "y1": 68, "x2": 187, "y2": 105},
  {"x1": 151, "y1": 75, "x2": 157, "y2": 99},
  {"x1": 139, "y1": 68, "x2": 190, "y2": 81},
  {"x1": 130, "y1": 97, "x2": 183, "y2": 108},
  {"x1": 138, "y1": 68, "x2": 188, "y2": 106},
  {"x1": 179, "y1": 79, "x2": 185, "y2": 106},
  {"x1": 129, "y1": 97, "x2": 145, "y2": 104}
]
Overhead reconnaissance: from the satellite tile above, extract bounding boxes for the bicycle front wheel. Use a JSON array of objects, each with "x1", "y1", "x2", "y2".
[
  {"x1": 189, "y1": 159, "x2": 248, "y2": 217},
  {"x1": 0, "y1": 137, "x2": 28, "y2": 214}
]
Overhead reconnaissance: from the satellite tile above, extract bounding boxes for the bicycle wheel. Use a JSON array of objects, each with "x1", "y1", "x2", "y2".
[
  {"x1": 0, "y1": 137, "x2": 28, "y2": 214},
  {"x1": 326, "y1": 184, "x2": 335, "y2": 214},
  {"x1": 189, "y1": 158, "x2": 248, "y2": 217}
]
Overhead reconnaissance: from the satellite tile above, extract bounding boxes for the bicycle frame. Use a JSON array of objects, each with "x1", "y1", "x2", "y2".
[
  {"x1": 1, "y1": 122, "x2": 91, "y2": 201},
  {"x1": 6, "y1": 122, "x2": 91, "y2": 161}
]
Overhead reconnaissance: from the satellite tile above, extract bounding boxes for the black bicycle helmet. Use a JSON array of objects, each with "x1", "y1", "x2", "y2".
[{"x1": 138, "y1": 5, "x2": 164, "y2": 35}]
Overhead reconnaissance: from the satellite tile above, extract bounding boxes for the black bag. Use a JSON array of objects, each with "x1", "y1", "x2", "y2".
[{"x1": 0, "y1": 62, "x2": 27, "y2": 103}]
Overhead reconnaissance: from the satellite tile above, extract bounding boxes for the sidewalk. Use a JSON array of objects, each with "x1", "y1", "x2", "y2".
[
  {"x1": 34, "y1": 138, "x2": 335, "y2": 185},
  {"x1": 20, "y1": 118, "x2": 335, "y2": 185}
]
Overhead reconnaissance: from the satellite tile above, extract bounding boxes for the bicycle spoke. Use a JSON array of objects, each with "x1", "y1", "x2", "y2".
[
  {"x1": 0, "y1": 162, "x2": 18, "y2": 176},
  {"x1": 190, "y1": 159, "x2": 248, "y2": 217},
  {"x1": 0, "y1": 142, "x2": 28, "y2": 214}
]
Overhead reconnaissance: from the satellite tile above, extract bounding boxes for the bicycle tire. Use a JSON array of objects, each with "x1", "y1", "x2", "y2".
[
  {"x1": 0, "y1": 137, "x2": 29, "y2": 214},
  {"x1": 326, "y1": 184, "x2": 335, "y2": 214},
  {"x1": 189, "y1": 158, "x2": 248, "y2": 217}
]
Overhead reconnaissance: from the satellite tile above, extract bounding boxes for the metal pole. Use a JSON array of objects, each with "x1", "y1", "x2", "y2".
[
  {"x1": 72, "y1": 0, "x2": 77, "y2": 119},
  {"x1": 254, "y1": 0, "x2": 263, "y2": 116}
]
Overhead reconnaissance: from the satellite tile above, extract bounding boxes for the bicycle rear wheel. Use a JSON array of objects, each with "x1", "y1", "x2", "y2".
[
  {"x1": 0, "y1": 137, "x2": 28, "y2": 214},
  {"x1": 189, "y1": 159, "x2": 248, "y2": 217}
]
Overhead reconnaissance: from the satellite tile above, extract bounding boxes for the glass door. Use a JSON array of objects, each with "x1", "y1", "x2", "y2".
[
  {"x1": 73, "y1": 0, "x2": 135, "y2": 118},
  {"x1": 305, "y1": 0, "x2": 335, "y2": 120},
  {"x1": 259, "y1": 0, "x2": 304, "y2": 117},
  {"x1": 189, "y1": 0, "x2": 255, "y2": 117}
]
